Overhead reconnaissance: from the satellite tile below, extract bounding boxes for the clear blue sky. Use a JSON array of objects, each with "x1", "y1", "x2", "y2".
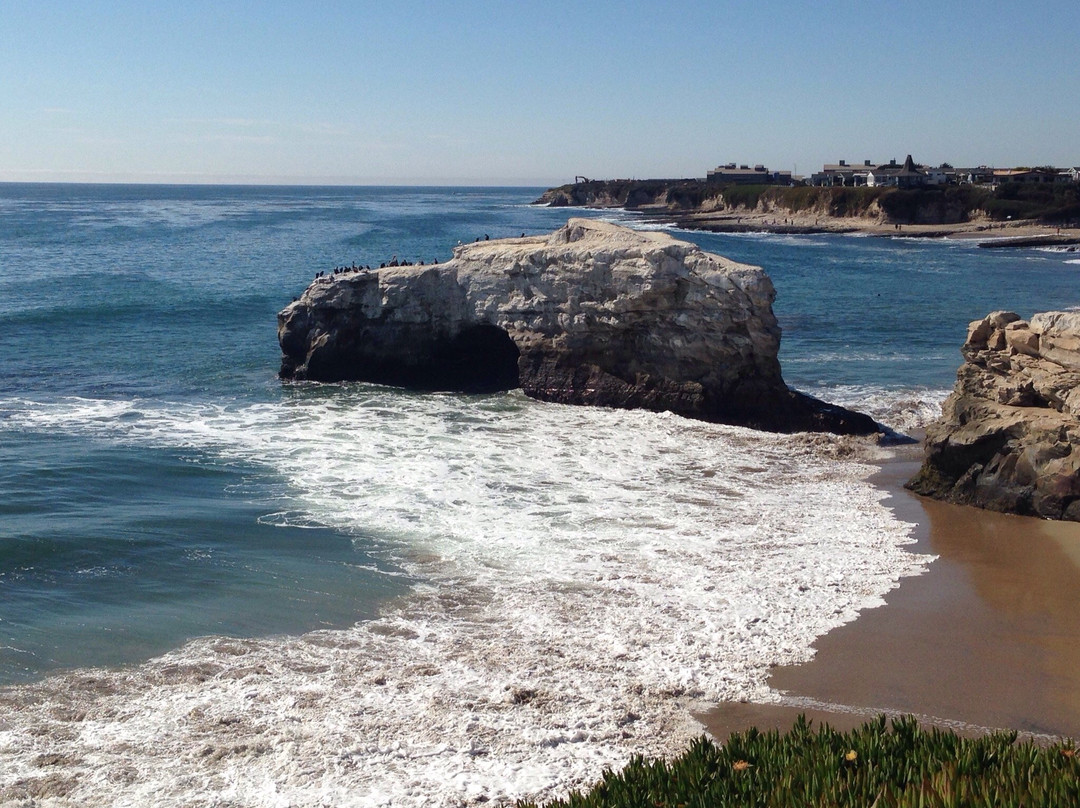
[{"x1": 1, "y1": 1, "x2": 1077, "y2": 185}]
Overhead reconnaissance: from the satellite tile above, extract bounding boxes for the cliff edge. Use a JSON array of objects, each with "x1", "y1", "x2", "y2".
[
  {"x1": 278, "y1": 219, "x2": 877, "y2": 435},
  {"x1": 908, "y1": 311, "x2": 1080, "y2": 519}
]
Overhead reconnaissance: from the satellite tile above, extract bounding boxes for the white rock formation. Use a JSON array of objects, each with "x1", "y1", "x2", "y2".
[{"x1": 278, "y1": 219, "x2": 875, "y2": 434}]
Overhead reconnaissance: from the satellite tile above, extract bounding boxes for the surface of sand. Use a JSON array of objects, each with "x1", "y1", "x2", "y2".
[{"x1": 701, "y1": 454, "x2": 1080, "y2": 743}]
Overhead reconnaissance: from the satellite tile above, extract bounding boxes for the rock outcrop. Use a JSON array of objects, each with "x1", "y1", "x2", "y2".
[
  {"x1": 278, "y1": 219, "x2": 877, "y2": 435},
  {"x1": 908, "y1": 311, "x2": 1080, "y2": 519},
  {"x1": 536, "y1": 179, "x2": 714, "y2": 211},
  {"x1": 536, "y1": 180, "x2": 989, "y2": 227}
]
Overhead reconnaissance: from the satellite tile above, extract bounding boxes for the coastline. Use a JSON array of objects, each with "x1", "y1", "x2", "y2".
[
  {"x1": 534, "y1": 184, "x2": 1080, "y2": 246},
  {"x1": 699, "y1": 446, "x2": 1080, "y2": 743},
  {"x1": 653, "y1": 209, "x2": 1080, "y2": 245}
]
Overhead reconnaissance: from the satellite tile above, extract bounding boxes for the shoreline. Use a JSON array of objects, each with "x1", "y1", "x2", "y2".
[
  {"x1": 699, "y1": 445, "x2": 1080, "y2": 743},
  {"x1": 619, "y1": 206, "x2": 1080, "y2": 246}
]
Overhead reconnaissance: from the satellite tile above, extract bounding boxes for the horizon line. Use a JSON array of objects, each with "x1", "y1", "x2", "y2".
[
  {"x1": 0, "y1": 170, "x2": 573, "y2": 188},
  {"x1": 0, "y1": 178, "x2": 561, "y2": 189}
]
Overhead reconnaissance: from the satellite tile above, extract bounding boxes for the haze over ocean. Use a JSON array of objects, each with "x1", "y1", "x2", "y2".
[{"x1": 3, "y1": 184, "x2": 1080, "y2": 804}]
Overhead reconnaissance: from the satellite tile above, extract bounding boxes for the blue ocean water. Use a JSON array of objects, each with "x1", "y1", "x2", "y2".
[
  {"x1": 0, "y1": 184, "x2": 596, "y2": 683},
  {"x1": 685, "y1": 229, "x2": 1080, "y2": 391},
  {"x1": 2, "y1": 183, "x2": 1080, "y2": 688}
]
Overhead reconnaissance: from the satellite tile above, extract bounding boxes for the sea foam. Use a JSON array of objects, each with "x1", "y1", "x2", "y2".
[
  {"x1": 0, "y1": 388, "x2": 928, "y2": 806},
  {"x1": 803, "y1": 385, "x2": 949, "y2": 435}
]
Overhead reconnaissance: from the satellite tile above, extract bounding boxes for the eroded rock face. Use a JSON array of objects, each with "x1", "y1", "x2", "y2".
[
  {"x1": 278, "y1": 219, "x2": 877, "y2": 434},
  {"x1": 908, "y1": 311, "x2": 1080, "y2": 519}
]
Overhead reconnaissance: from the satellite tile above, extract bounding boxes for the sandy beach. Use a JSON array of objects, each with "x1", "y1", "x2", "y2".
[
  {"x1": 701, "y1": 448, "x2": 1080, "y2": 743},
  {"x1": 661, "y1": 209, "x2": 1080, "y2": 245}
]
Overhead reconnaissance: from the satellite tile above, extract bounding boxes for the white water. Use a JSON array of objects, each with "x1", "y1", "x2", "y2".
[
  {"x1": 0, "y1": 389, "x2": 928, "y2": 806},
  {"x1": 812, "y1": 385, "x2": 949, "y2": 435}
]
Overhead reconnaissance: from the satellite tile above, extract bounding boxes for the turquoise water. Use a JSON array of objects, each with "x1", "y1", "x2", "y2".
[
  {"x1": 2, "y1": 183, "x2": 1080, "y2": 686},
  {"x1": 0, "y1": 184, "x2": 596, "y2": 682}
]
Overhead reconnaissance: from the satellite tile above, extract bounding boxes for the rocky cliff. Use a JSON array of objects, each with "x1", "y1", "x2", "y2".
[
  {"x1": 278, "y1": 219, "x2": 877, "y2": 435},
  {"x1": 537, "y1": 181, "x2": 990, "y2": 227},
  {"x1": 908, "y1": 311, "x2": 1080, "y2": 519},
  {"x1": 536, "y1": 179, "x2": 717, "y2": 211}
]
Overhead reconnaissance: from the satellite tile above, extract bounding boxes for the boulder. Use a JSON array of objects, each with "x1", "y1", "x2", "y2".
[
  {"x1": 908, "y1": 310, "x2": 1080, "y2": 519},
  {"x1": 278, "y1": 219, "x2": 877, "y2": 435}
]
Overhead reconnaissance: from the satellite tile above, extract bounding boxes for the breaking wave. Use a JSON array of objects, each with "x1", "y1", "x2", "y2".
[{"x1": 0, "y1": 388, "x2": 927, "y2": 806}]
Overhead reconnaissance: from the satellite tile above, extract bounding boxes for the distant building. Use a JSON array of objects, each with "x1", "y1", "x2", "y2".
[
  {"x1": 810, "y1": 159, "x2": 874, "y2": 187},
  {"x1": 924, "y1": 166, "x2": 951, "y2": 185},
  {"x1": 867, "y1": 156, "x2": 928, "y2": 188},
  {"x1": 956, "y1": 167, "x2": 996, "y2": 185},
  {"x1": 706, "y1": 163, "x2": 792, "y2": 185},
  {"x1": 993, "y1": 168, "x2": 1059, "y2": 184}
]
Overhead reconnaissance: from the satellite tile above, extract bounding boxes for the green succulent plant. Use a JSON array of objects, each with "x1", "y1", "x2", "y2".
[{"x1": 519, "y1": 715, "x2": 1080, "y2": 808}]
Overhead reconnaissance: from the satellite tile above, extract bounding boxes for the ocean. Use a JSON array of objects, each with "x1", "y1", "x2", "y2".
[{"x1": 2, "y1": 184, "x2": 1080, "y2": 805}]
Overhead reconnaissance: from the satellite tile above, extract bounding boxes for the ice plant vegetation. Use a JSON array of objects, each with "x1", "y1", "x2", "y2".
[{"x1": 520, "y1": 715, "x2": 1080, "y2": 808}]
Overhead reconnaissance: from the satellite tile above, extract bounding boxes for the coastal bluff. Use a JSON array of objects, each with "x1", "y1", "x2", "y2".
[
  {"x1": 278, "y1": 219, "x2": 876, "y2": 435},
  {"x1": 908, "y1": 311, "x2": 1080, "y2": 519}
]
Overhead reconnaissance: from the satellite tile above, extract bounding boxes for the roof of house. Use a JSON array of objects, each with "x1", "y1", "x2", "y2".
[
  {"x1": 993, "y1": 168, "x2": 1055, "y2": 177},
  {"x1": 708, "y1": 166, "x2": 770, "y2": 175},
  {"x1": 870, "y1": 156, "x2": 925, "y2": 177}
]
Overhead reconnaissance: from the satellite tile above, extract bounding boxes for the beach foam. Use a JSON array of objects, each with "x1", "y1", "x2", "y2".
[
  {"x1": 0, "y1": 389, "x2": 927, "y2": 806},
  {"x1": 718, "y1": 231, "x2": 831, "y2": 248},
  {"x1": 802, "y1": 385, "x2": 949, "y2": 435}
]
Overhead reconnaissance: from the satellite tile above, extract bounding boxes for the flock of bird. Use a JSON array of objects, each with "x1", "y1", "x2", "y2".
[{"x1": 310, "y1": 232, "x2": 529, "y2": 282}]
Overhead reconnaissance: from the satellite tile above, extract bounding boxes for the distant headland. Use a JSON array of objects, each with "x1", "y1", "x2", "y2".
[{"x1": 537, "y1": 157, "x2": 1080, "y2": 246}]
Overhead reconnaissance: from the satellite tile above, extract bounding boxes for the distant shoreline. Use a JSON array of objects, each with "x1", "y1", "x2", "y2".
[
  {"x1": 651, "y1": 209, "x2": 1080, "y2": 247},
  {"x1": 535, "y1": 180, "x2": 1080, "y2": 248},
  {"x1": 555, "y1": 203, "x2": 1080, "y2": 248}
]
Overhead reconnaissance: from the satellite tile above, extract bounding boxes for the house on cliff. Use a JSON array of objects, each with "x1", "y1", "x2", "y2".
[
  {"x1": 956, "y1": 166, "x2": 996, "y2": 185},
  {"x1": 993, "y1": 168, "x2": 1062, "y2": 185},
  {"x1": 867, "y1": 155, "x2": 930, "y2": 188},
  {"x1": 810, "y1": 159, "x2": 874, "y2": 187},
  {"x1": 706, "y1": 163, "x2": 792, "y2": 185}
]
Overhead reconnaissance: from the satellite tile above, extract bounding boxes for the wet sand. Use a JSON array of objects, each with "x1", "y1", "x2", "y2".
[{"x1": 700, "y1": 454, "x2": 1080, "y2": 742}]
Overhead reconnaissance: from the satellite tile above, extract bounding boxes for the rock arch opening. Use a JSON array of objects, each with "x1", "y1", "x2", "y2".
[{"x1": 430, "y1": 324, "x2": 520, "y2": 393}]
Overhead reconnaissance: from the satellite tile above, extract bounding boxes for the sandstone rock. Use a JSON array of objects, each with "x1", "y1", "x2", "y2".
[
  {"x1": 1031, "y1": 311, "x2": 1080, "y2": 371},
  {"x1": 278, "y1": 219, "x2": 878, "y2": 435},
  {"x1": 1003, "y1": 321, "x2": 1039, "y2": 357},
  {"x1": 908, "y1": 310, "x2": 1080, "y2": 519}
]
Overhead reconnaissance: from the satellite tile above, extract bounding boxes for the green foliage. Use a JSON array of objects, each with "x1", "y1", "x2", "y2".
[
  {"x1": 720, "y1": 184, "x2": 770, "y2": 210},
  {"x1": 985, "y1": 183, "x2": 1080, "y2": 223},
  {"x1": 877, "y1": 186, "x2": 992, "y2": 225},
  {"x1": 772, "y1": 185, "x2": 822, "y2": 212},
  {"x1": 519, "y1": 716, "x2": 1080, "y2": 808},
  {"x1": 818, "y1": 187, "x2": 888, "y2": 217},
  {"x1": 754, "y1": 186, "x2": 886, "y2": 217},
  {"x1": 715, "y1": 186, "x2": 888, "y2": 216}
]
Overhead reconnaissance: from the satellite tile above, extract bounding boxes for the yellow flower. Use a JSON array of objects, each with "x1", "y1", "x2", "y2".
[
  {"x1": 732, "y1": 760, "x2": 751, "y2": 771},
  {"x1": 845, "y1": 750, "x2": 858, "y2": 762}
]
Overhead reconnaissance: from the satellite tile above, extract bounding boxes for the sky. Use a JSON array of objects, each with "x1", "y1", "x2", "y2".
[{"x1": 1, "y1": 0, "x2": 1078, "y2": 186}]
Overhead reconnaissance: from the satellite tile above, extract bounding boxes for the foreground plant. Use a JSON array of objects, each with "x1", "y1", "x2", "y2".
[{"x1": 520, "y1": 715, "x2": 1080, "y2": 807}]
